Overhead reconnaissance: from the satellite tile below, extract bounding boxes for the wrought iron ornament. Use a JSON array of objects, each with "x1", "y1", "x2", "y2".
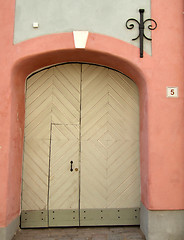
[{"x1": 126, "y1": 9, "x2": 157, "y2": 58}]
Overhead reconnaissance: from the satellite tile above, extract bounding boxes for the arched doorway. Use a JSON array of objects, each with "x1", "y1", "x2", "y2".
[{"x1": 21, "y1": 63, "x2": 140, "y2": 228}]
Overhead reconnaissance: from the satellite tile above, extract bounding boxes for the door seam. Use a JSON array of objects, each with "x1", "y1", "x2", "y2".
[
  {"x1": 78, "y1": 64, "x2": 83, "y2": 226},
  {"x1": 47, "y1": 122, "x2": 53, "y2": 227}
]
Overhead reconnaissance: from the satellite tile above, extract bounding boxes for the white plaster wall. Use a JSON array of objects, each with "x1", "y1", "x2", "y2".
[{"x1": 14, "y1": 0, "x2": 152, "y2": 55}]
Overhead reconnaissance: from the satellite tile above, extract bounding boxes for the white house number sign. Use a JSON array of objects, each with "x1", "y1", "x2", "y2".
[{"x1": 167, "y1": 87, "x2": 178, "y2": 98}]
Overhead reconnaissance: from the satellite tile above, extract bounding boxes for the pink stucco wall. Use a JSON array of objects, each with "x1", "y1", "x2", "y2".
[{"x1": 0, "y1": 0, "x2": 183, "y2": 228}]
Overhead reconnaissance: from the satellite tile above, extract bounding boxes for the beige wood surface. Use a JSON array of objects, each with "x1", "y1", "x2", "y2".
[
  {"x1": 80, "y1": 65, "x2": 140, "y2": 209},
  {"x1": 22, "y1": 63, "x2": 140, "y2": 227},
  {"x1": 22, "y1": 64, "x2": 81, "y2": 212},
  {"x1": 48, "y1": 64, "x2": 81, "y2": 211},
  {"x1": 49, "y1": 124, "x2": 79, "y2": 210},
  {"x1": 22, "y1": 68, "x2": 52, "y2": 211}
]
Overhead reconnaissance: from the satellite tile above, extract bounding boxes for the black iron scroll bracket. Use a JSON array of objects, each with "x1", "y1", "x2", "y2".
[{"x1": 126, "y1": 9, "x2": 157, "y2": 58}]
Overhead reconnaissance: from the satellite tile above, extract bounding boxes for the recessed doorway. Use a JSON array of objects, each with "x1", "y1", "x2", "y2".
[{"x1": 21, "y1": 63, "x2": 140, "y2": 228}]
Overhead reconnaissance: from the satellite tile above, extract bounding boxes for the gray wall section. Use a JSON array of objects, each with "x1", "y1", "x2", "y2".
[
  {"x1": 14, "y1": 0, "x2": 152, "y2": 55},
  {"x1": 140, "y1": 203, "x2": 184, "y2": 240},
  {"x1": 0, "y1": 216, "x2": 19, "y2": 240}
]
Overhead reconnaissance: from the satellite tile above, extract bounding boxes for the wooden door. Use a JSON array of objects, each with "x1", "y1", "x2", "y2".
[
  {"x1": 49, "y1": 124, "x2": 80, "y2": 226},
  {"x1": 21, "y1": 63, "x2": 140, "y2": 228},
  {"x1": 21, "y1": 64, "x2": 81, "y2": 227},
  {"x1": 80, "y1": 65, "x2": 140, "y2": 225}
]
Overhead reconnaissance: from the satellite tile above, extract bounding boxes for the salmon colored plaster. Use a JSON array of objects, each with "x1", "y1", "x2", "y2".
[{"x1": 0, "y1": 0, "x2": 184, "y2": 228}]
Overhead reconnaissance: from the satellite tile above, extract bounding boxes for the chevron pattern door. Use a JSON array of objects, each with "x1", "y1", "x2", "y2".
[
  {"x1": 21, "y1": 64, "x2": 81, "y2": 228},
  {"x1": 80, "y1": 65, "x2": 140, "y2": 225},
  {"x1": 21, "y1": 63, "x2": 140, "y2": 228},
  {"x1": 49, "y1": 124, "x2": 80, "y2": 226}
]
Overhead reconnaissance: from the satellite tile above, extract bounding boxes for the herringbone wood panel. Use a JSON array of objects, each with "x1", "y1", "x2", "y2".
[
  {"x1": 22, "y1": 68, "x2": 53, "y2": 211},
  {"x1": 49, "y1": 125, "x2": 79, "y2": 210},
  {"x1": 80, "y1": 65, "x2": 140, "y2": 209},
  {"x1": 49, "y1": 64, "x2": 81, "y2": 210},
  {"x1": 22, "y1": 64, "x2": 81, "y2": 211},
  {"x1": 22, "y1": 63, "x2": 140, "y2": 224}
]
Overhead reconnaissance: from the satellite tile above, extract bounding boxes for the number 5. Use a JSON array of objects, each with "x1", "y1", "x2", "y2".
[{"x1": 170, "y1": 89, "x2": 175, "y2": 95}]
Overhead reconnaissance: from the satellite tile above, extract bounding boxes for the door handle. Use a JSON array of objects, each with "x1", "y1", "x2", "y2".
[{"x1": 70, "y1": 161, "x2": 73, "y2": 172}]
